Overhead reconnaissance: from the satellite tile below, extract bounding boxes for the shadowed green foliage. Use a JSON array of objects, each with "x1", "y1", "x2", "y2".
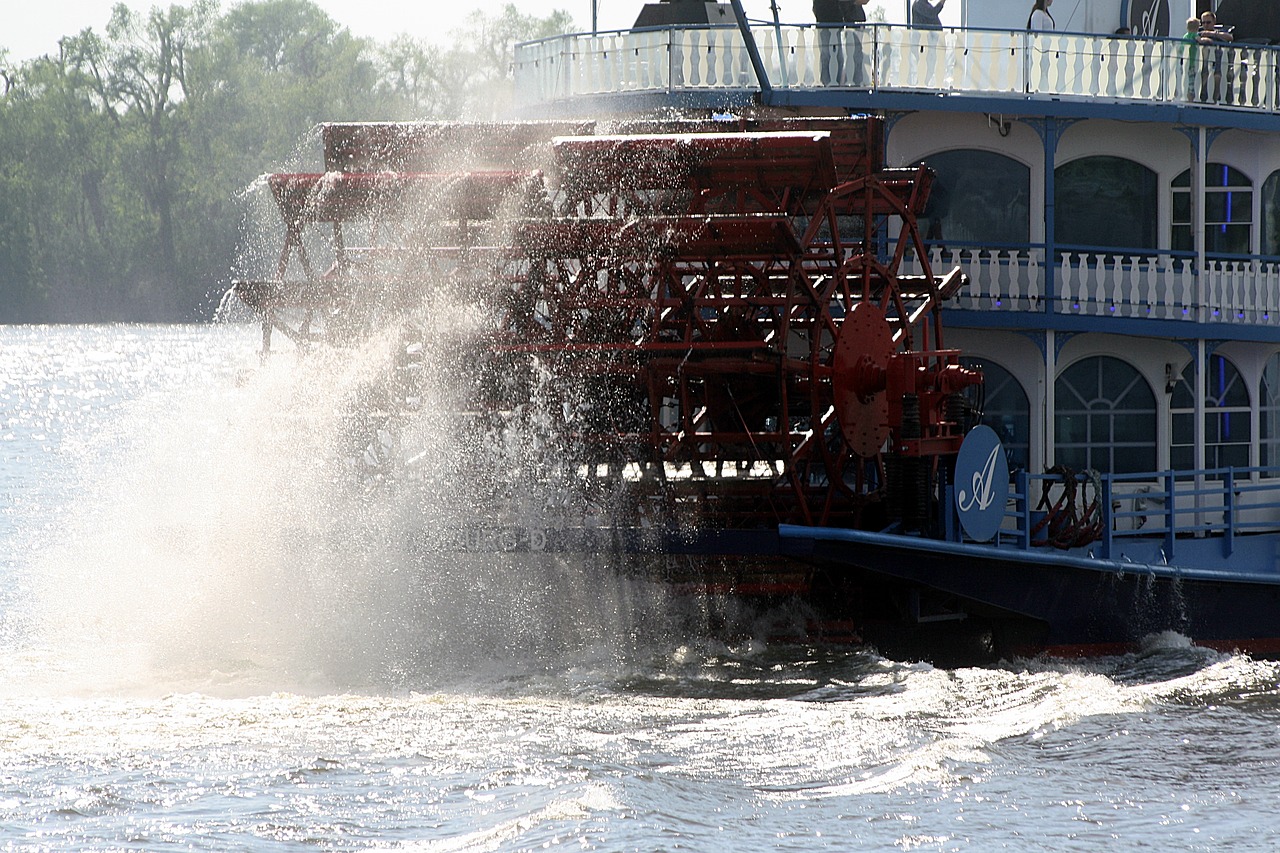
[{"x1": 0, "y1": 0, "x2": 569, "y2": 321}]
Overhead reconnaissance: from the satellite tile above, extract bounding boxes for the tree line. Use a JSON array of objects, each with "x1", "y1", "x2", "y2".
[{"x1": 0, "y1": 0, "x2": 572, "y2": 323}]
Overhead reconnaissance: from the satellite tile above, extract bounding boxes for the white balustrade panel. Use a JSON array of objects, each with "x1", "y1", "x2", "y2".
[
  {"x1": 908, "y1": 250, "x2": 1280, "y2": 327},
  {"x1": 904, "y1": 248, "x2": 1045, "y2": 312},
  {"x1": 516, "y1": 24, "x2": 1280, "y2": 111}
]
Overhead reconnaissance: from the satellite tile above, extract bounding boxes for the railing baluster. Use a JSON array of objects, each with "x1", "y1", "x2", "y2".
[
  {"x1": 1269, "y1": 263, "x2": 1280, "y2": 322},
  {"x1": 1124, "y1": 255, "x2": 1136, "y2": 315},
  {"x1": 1027, "y1": 249, "x2": 1042, "y2": 311},
  {"x1": 1089, "y1": 253, "x2": 1104, "y2": 314},
  {"x1": 1059, "y1": 252, "x2": 1076, "y2": 313},
  {"x1": 1205, "y1": 259, "x2": 1220, "y2": 323}
]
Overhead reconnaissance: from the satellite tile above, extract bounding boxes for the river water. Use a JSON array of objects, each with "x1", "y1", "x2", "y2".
[{"x1": 2, "y1": 323, "x2": 1279, "y2": 851}]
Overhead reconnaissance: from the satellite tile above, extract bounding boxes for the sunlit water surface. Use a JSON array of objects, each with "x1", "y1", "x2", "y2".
[{"x1": 2, "y1": 325, "x2": 1279, "y2": 851}]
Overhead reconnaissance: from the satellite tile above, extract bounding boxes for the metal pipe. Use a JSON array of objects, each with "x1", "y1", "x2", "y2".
[
  {"x1": 728, "y1": 0, "x2": 774, "y2": 102},
  {"x1": 770, "y1": 0, "x2": 789, "y2": 88}
]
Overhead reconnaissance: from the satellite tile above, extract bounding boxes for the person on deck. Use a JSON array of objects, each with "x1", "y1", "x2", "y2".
[
  {"x1": 1182, "y1": 16, "x2": 1202, "y2": 100},
  {"x1": 912, "y1": 0, "x2": 946, "y2": 29},
  {"x1": 1198, "y1": 10, "x2": 1234, "y2": 44},
  {"x1": 844, "y1": 0, "x2": 870, "y2": 84},
  {"x1": 813, "y1": 0, "x2": 846, "y2": 85},
  {"x1": 1197, "y1": 9, "x2": 1234, "y2": 101},
  {"x1": 1027, "y1": 0, "x2": 1055, "y2": 31}
]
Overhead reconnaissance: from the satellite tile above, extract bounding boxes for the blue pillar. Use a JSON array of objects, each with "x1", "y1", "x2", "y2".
[{"x1": 1043, "y1": 116, "x2": 1057, "y2": 316}]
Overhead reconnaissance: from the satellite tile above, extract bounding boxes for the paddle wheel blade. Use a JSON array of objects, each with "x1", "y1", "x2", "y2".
[{"x1": 232, "y1": 116, "x2": 980, "y2": 537}]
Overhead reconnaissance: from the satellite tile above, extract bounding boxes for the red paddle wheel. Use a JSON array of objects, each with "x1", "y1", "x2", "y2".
[{"x1": 233, "y1": 117, "x2": 980, "y2": 539}]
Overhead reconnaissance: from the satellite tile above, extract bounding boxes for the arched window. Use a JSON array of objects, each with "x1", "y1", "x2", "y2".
[
  {"x1": 1056, "y1": 156, "x2": 1158, "y2": 249},
  {"x1": 1055, "y1": 356, "x2": 1156, "y2": 474},
  {"x1": 917, "y1": 150, "x2": 1029, "y2": 245},
  {"x1": 1261, "y1": 354, "x2": 1280, "y2": 469},
  {"x1": 961, "y1": 357, "x2": 1030, "y2": 471},
  {"x1": 1171, "y1": 355, "x2": 1250, "y2": 472},
  {"x1": 1172, "y1": 163, "x2": 1252, "y2": 255},
  {"x1": 1261, "y1": 171, "x2": 1280, "y2": 256}
]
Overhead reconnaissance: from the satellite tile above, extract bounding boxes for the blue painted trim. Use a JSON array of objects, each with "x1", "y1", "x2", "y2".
[
  {"x1": 514, "y1": 90, "x2": 759, "y2": 119},
  {"x1": 526, "y1": 87, "x2": 1280, "y2": 134},
  {"x1": 939, "y1": 310, "x2": 1280, "y2": 343},
  {"x1": 728, "y1": 0, "x2": 771, "y2": 101},
  {"x1": 777, "y1": 524, "x2": 1280, "y2": 586},
  {"x1": 1043, "y1": 117, "x2": 1059, "y2": 313},
  {"x1": 1052, "y1": 330, "x2": 1074, "y2": 359},
  {"x1": 1017, "y1": 329, "x2": 1047, "y2": 359},
  {"x1": 1016, "y1": 115, "x2": 1078, "y2": 147}
]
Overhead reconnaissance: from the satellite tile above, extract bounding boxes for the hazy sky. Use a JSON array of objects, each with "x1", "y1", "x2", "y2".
[{"x1": 4, "y1": 1, "x2": 921, "y2": 63}]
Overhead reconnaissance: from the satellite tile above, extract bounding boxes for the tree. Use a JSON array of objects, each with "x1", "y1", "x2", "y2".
[
  {"x1": 0, "y1": 38, "x2": 133, "y2": 318},
  {"x1": 456, "y1": 4, "x2": 575, "y2": 118},
  {"x1": 375, "y1": 3, "x2": 574, "y2": 120},
  {"x1": 0, "y1": 0, "x2": 576, "y2": 322},
  {"x1": 376, "y1": 35, "x2": 446, "y2": 117},
  {"x1": 53, "y1": 3, "x2": 218, "y2": 317}
]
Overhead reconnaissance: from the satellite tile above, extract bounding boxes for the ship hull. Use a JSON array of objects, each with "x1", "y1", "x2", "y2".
[{"x1": 780, "y1": 524, "x2": 1280, "y2": 660}]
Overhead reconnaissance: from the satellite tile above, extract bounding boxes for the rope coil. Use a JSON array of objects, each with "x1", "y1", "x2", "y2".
[{"x1": 1032, "y1": 466, "x2": 1103, "y2": 549}]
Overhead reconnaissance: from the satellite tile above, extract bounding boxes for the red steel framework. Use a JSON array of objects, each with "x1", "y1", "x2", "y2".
[{"x1": 234, "y1": 117, "x2": 981, "y2": 535}]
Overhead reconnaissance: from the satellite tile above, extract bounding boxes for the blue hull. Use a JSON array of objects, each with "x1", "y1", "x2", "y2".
[{"x1": 779, "y1": 524, "x2": 1280, "y2": 659}]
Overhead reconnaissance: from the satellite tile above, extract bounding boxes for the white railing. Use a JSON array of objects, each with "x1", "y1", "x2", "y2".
[
  {"x1": 514, "y1": 24, "x2": 1280, "y2": 112},
  {"x1": 903, "y1": 248, "x2": 1280, "y2": 325},
  {"x1": 514, "y1": 26, "x2": 758, "y2": 103}
]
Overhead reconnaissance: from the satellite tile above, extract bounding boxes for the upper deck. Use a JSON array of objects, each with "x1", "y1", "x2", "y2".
[
  {"x1": 514, "y1": 21, "x2": 1280, "y2": 343},
  {"x1": 514, "y1": 22, "x2": 1280, "y2": 128}
]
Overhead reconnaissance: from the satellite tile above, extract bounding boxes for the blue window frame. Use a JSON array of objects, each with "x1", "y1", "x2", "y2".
[
  {"x1": 1055, "y1": 356, "x2": 1156, "y2": 474},
  {"x1": 1172, "y1": 163, "x2": 1252, "y2": 255}
]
